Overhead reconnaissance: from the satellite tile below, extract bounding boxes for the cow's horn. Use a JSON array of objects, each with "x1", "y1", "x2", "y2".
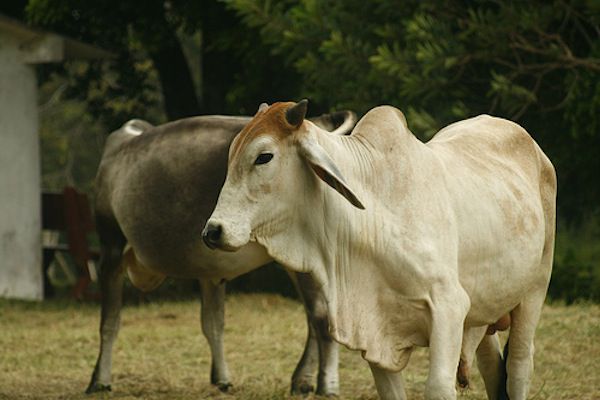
[
  {"x1": 285, "y1": 99, "x2": 308, "y2": 127},
  {"x1": 257, "y1": 102, "x2": 269, "y2": 114}
]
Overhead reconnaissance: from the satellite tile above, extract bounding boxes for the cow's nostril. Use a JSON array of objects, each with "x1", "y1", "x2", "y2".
[{"x1": 203, "y1": 223, "x2": 222, "y2": 249}]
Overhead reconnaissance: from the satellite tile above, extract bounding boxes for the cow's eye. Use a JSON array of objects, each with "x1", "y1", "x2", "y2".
[{"x1": 254, "y1": 153, "x2": 274, "y2": 165}]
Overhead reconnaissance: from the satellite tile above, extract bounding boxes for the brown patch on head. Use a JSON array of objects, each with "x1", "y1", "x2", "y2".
[{"x1": 230, "y1": 102, "x2": 299, "y2": 162}]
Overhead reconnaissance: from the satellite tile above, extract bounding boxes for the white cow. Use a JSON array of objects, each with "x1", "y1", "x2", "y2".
[
  {"x1": 204, "y1": 100, "x2": 556, "y2": 400},
  {"x1": 86, "y1": 110, "x2": 356, "y2": 395}
]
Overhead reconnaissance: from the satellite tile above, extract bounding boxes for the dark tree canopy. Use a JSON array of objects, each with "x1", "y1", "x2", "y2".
[
  {"x1": 2, "y1": 0, "x2": 598, "y2": 222},
  {"x1": 226, "y1": 0, "x2": 600, "y2": 223},
  {"x1": 23, "y1": 0, "x2": 301, "y2": 126},
  {"x1": 1, "y1": 0, "x2": 599, "y2": 301}
]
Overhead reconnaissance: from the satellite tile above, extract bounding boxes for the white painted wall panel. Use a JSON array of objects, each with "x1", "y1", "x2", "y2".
[{"x1": 0, "y1": 33, "x2": 42, "y2": 300}]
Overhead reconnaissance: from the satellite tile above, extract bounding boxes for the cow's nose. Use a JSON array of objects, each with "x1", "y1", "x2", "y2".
[{"x1": 203, "y1": 222, "x2": 222, "y2": 250}]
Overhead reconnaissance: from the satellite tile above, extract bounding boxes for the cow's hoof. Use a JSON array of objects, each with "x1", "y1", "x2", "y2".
[
  {"x1": 85, "y1": 382, "x2": 112, "y2": 394},
  {"x1": 215, "y1": 382, "x2": 233, "y2": 392},
  {"x1": 316, "y1": 385, "x2": 339, "y2": 397},
  {"x1": 316, "y1": 389, "x2": 339, "y2": 397},
  {"x1": 291, "y1": 381, "x2": 315, "y2": 395}
]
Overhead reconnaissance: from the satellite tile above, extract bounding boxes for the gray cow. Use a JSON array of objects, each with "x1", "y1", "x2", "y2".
[{"x1": 86, "y1": 110, "x2": 356, "y2": 395}]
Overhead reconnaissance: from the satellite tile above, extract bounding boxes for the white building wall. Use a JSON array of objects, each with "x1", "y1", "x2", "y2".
[{"x1": 0, "y1": 33, "x2": 43, "y2": 300}]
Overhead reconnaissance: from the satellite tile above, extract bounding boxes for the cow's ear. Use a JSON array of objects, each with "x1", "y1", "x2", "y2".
[{"x1": 298, "y1": 137, "x2": 365, "y2": 210}]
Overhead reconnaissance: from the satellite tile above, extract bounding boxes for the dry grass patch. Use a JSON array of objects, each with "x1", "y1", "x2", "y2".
[{"x1": 0, "y1": 294, "x2": 598, "y2": 399}]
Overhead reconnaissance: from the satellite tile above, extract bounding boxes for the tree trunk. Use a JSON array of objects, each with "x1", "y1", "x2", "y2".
[
  {"x1": 135, "y1": 12, "x2": 200, "y2": 120},
  {"x1": 200, "y1": 2, "x2": 240, "y2": 115},
  {"x1": 149, "y1": 41, "x2": 200, "y2": 120}
]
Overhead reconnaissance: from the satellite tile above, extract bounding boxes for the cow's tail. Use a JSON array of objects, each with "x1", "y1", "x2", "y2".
[{"x1": 498, "y1": 338, "x2": 510, "y2": 400}]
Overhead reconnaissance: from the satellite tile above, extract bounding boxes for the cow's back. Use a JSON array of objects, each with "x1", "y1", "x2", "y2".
[
  {"x1": 427, "y1": 115, "x2": 555, "y2": 214},
  {"x1": 430, "y1": 115, "x2": 535, "y2": 169}
]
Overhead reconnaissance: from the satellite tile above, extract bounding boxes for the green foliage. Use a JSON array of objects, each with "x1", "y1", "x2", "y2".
[
  {"x1": 18, "y1": 0, "x2": 301, "y2": 194},
  {"x1": 227, "y1": 0, "x2": 600, "y2": 221},
  {"x1": 25, "y1": 0, "x2": 302, "y2": 122},
  {"x1": 228, "y1": 0, "x2": 600, "y2": 302},
  {"x1": 549, "y1": 249, "x2": 600, "y2": 304},
  {"x1": 38, "y1": 66, "x2": 108, "y2": 194},
  {"x1": 4, "y1": 0, "x2": 600, "y2": 301},
  {"x1": 26, "y1": 0, "x2": 184, "y2": 126},
  {"x1": 549, "y1": 216, "x2": 600, "y2": 303}
]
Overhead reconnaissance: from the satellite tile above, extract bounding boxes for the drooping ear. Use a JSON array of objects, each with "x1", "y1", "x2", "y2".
[
  {"x1": 257, "y1": 102, "x2": 269, "y2": 114},
  {"x1": 298, "y1": 136, "x2": 365, "y2": 210},
  {"x1": 285, "y1": 99, "x2": 308, "y2": 128}
]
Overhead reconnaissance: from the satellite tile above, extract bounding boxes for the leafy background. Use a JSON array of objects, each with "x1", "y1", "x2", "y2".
[{"x1": 1, "y1": 0, "x2": 599, "y2": 302}]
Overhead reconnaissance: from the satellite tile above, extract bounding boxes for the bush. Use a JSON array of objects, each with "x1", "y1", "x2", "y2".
[
  {"x1": 548, "y1": 217, "x2": 600, "y2": 303},
  {"x1": 548, "y1": 248, "x2": 600, "y2": 304}
]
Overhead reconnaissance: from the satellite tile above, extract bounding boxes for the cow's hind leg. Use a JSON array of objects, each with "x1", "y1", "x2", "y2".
[
  {"x1": 86, "y1": 219, "x2": 126, "y2": 393},
  {"x1": 476, "y1": 333, "x2": 506, "y2": 400},
  {"x1": 505, "y1": 289, "x2": 546, "y2": 400},
  {"x1": 199, "y1": 279, "x2": 231, "y2": 391},
  {"x1": 457, "y1": 326, "x2": 487, "y2": 391},
  {"x1": 457, "y1": 326, "x2": 505, "y2": 399},
  {"x1": 290, "y1": 272, "x2": 339, "y2": 396},
  {"x1": 505, "y1": 195, "x2": 554, "y2": 400}
]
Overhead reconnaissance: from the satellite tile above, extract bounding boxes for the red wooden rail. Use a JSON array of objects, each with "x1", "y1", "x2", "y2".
[{"x1": 42, "y1": 186, "x2": 99, "y2": 299}]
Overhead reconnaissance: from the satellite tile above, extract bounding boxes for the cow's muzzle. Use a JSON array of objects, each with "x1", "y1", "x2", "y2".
[{"x1": 202, "y1": 222, "x2": 222, "y2": 250}]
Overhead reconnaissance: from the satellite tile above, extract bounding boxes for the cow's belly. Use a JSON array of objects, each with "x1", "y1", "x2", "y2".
[
  {"x1": 460, "y1": 229, "x2": 549, "y2": 326},
  {"x1": 449, "y1": 176, "x2": 550, "y2": 325}
]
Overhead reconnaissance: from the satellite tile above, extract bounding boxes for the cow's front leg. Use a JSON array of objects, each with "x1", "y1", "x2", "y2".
[
  {"x1": 314, "y1": 311, "x2": 339, "y2": 396},
  {"x1": 425, "y1": 287, "x2": 470, "y2": 400},
  {"x1": 290, "y1": 314, "x2": 319, "y2": 394},
  {"x1": 199, "y1": 279, "x2": 231, "y2": 391},
  {"x1": 291, "y1": 272, "x2": 339, "y2": 396},
  {"x1": 86, "y1": 239, "x2": 125, "y2": 393},
  {"x1": 369, "y1": 363, "x2": 407, "y2": 400}
]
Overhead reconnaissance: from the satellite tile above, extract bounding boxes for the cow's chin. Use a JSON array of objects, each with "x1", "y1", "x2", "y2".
[
  {"x1": 217, "y1": 242, "x2": 244, "y2": 252},
  {"x1": 218, "y1": 234, "x2": 250, "y2": 252}
]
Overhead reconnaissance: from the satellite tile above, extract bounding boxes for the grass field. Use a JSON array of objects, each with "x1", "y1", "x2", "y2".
[{"x1": 0, "y1": 294, "x2": 598, "y2": 399}]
